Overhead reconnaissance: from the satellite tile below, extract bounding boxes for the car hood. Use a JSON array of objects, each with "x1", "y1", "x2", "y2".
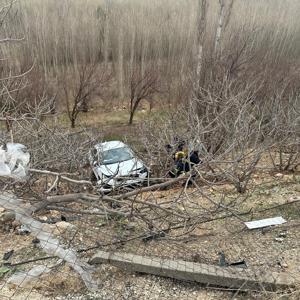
[{"x1": 94, "y1": 158, "x2": 144, "y2": 178}]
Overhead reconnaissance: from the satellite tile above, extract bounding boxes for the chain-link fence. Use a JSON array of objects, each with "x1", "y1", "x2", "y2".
[{"x1": 0, "y1": 166, "x2": 299, "y2": 300}]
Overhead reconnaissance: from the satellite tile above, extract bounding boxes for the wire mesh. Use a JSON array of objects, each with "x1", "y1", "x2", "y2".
[{"x1": 0, "y1": 171, "x2": 299, "y2": 300}]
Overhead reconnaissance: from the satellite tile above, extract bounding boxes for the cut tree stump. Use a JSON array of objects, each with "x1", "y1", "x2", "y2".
[{"x1": 90, "y1": 251, "x2": 295, "y2": 291}]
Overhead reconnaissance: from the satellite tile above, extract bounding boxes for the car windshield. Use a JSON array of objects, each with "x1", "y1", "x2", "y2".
[{"x1": 101, "y1": 147, "x2": 133, "y2": 165}]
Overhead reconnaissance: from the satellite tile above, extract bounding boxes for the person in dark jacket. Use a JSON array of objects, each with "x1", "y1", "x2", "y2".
[
  {"x1": 169, "y1": 149, "x2": 202, "y2": 178},
  {"x1": 168, "y1": 149, "x2": 187, "y2": 178},
  {"x1": 189, "y1": 150, "x2": 201, "y2": 166}
]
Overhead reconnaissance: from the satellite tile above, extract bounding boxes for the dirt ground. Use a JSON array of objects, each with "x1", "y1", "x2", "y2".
[{"x1": 0, "y1": 172, "x2": 299, "y2": 300}]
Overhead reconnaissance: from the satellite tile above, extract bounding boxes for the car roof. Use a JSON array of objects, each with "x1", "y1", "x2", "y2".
[
  {"x1": 2, "y1": 143, "x2": 27, "y2": 152},
  {"x1": 94, "y1": 141, "x2": 127, "y2": 151}
]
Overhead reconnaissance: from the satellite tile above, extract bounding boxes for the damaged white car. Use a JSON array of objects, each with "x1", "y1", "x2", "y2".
[{"x1": 89, "y1": 141, "x2": 148, "y2": 192}]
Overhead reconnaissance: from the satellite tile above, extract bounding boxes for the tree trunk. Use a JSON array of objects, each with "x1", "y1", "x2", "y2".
[
  {"x1": 128, "y1": 99, "x2": 140, "y2": 125},
  {"x1": 118, "y1": 27, "x2": 124, "y2": 100},
  {"x1": 71, "y1": 118, "x2": 76, "y2": 128},
  {"x1": 130, "y1": 31, "x2": 136, "y2": 78},
  {"x1": 80, "y1": 98, "x2": 89, "y2": 113},
  {"x1": 103, "y1": 11, "x2": 110, "y2": 67},
  {"x1": 214, "y1": 0, "x2": 225, "y2": 57},
  {"x1": 194, "y1": 0, "x2": 208, "y2": 91},
  {"x1": 129, "y1": 111, "x2": 134, "y2": 125}
]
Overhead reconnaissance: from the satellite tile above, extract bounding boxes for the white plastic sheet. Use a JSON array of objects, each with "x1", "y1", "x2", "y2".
[
  {"x1": 0, "y1": 143, "x2": 30, "y2": 179},
  {"x1": 244, "y1": 216, "x2": 286, "y2": 229}
]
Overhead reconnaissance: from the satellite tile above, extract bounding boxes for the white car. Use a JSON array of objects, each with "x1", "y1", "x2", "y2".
[{"x1": 89, "y1": 141, "x2": 148, "y2": 192}]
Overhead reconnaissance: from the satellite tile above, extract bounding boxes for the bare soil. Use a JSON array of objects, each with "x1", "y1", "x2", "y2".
[{"x1": 0, "y1": 173, "x2": 299, "y2": 300}]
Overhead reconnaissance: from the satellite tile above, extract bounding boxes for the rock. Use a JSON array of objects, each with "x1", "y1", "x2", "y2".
[
  {"x1": 56, "y1": 221, "x2": 74, "y2": 229},
  {"x1": 279, "y1": 231, "x2": 288, "y2": 237},
  {"x1": 40, "y1": 221, "x2": 75, "y2": 235},
  {"x1": 274, "y1": 237, "x2": 284, "y2": 243},
  {"x1": 11, "y1": 220, "x2": 19, "y2": 229},
  {"x1": 280, "y1": 263, "x2": 288, "y2": 268},
  {"x1": 123, "y1": 223, "x2": 135, "y2": 231},
  {"x1": 32, "y1": 238, "x2": 40, "y2": 245},
  {"x1": 0, "y1": 211, "x2": 15, "y2": 223},
  {"x1": 288, "y1": 196, "x2": 300, "y2": 202},
  {"x1": 60, "y1": 215, "x2": 67, "y2": 222},
  {"x1": 55, "y1": 221, "x2": 76, "y2": 234},
  {"x1": 282, "y1": 175, "x2": 294, "y2": 182},
  {"x1": 275, "y1": 173, "x2": 283, "y2": 178},
  {"x1": 0, "y1": 207, "x2": 5, "y2": 213},
  {"x1": 3, "y1": 250, "x2": 14, "y2": 260}
]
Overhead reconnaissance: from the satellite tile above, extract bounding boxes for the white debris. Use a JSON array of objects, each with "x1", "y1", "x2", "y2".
[
  {"x1": 0, "y1": 143, "x2": 30, "y2": 179},
  {"x1": 244, "y1": 216, "x2": 287, "y2": 229},
  {"x1": 275, "y1": 173, "x2": 283, "y2": 178},
  {"x1": 17, "y1": 224, "x2": 31, "y2": 235}
]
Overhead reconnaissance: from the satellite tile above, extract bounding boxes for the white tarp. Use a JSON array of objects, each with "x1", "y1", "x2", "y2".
[
  {"x1": 0, "y1": 143, "x2": 30, "y2": 179},
  {"x1": 244, "y1": 216, "x2": 286, "y2": 229}
]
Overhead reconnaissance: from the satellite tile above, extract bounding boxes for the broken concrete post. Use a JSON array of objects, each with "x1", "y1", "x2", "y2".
[{"x1": 90, "y1": 251, "x2": 295, "y2": 291}]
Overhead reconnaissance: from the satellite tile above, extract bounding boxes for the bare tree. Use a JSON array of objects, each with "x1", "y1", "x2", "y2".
[
  {"x1": 266, "y1": 94, "x2": 300, "y2": 172},
  {"x1": 128, "y1": 67, "x2": 159, "y2": 125},
  {"x1": 62, "y1": 63, "x2": 110, "y2": 128}
]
